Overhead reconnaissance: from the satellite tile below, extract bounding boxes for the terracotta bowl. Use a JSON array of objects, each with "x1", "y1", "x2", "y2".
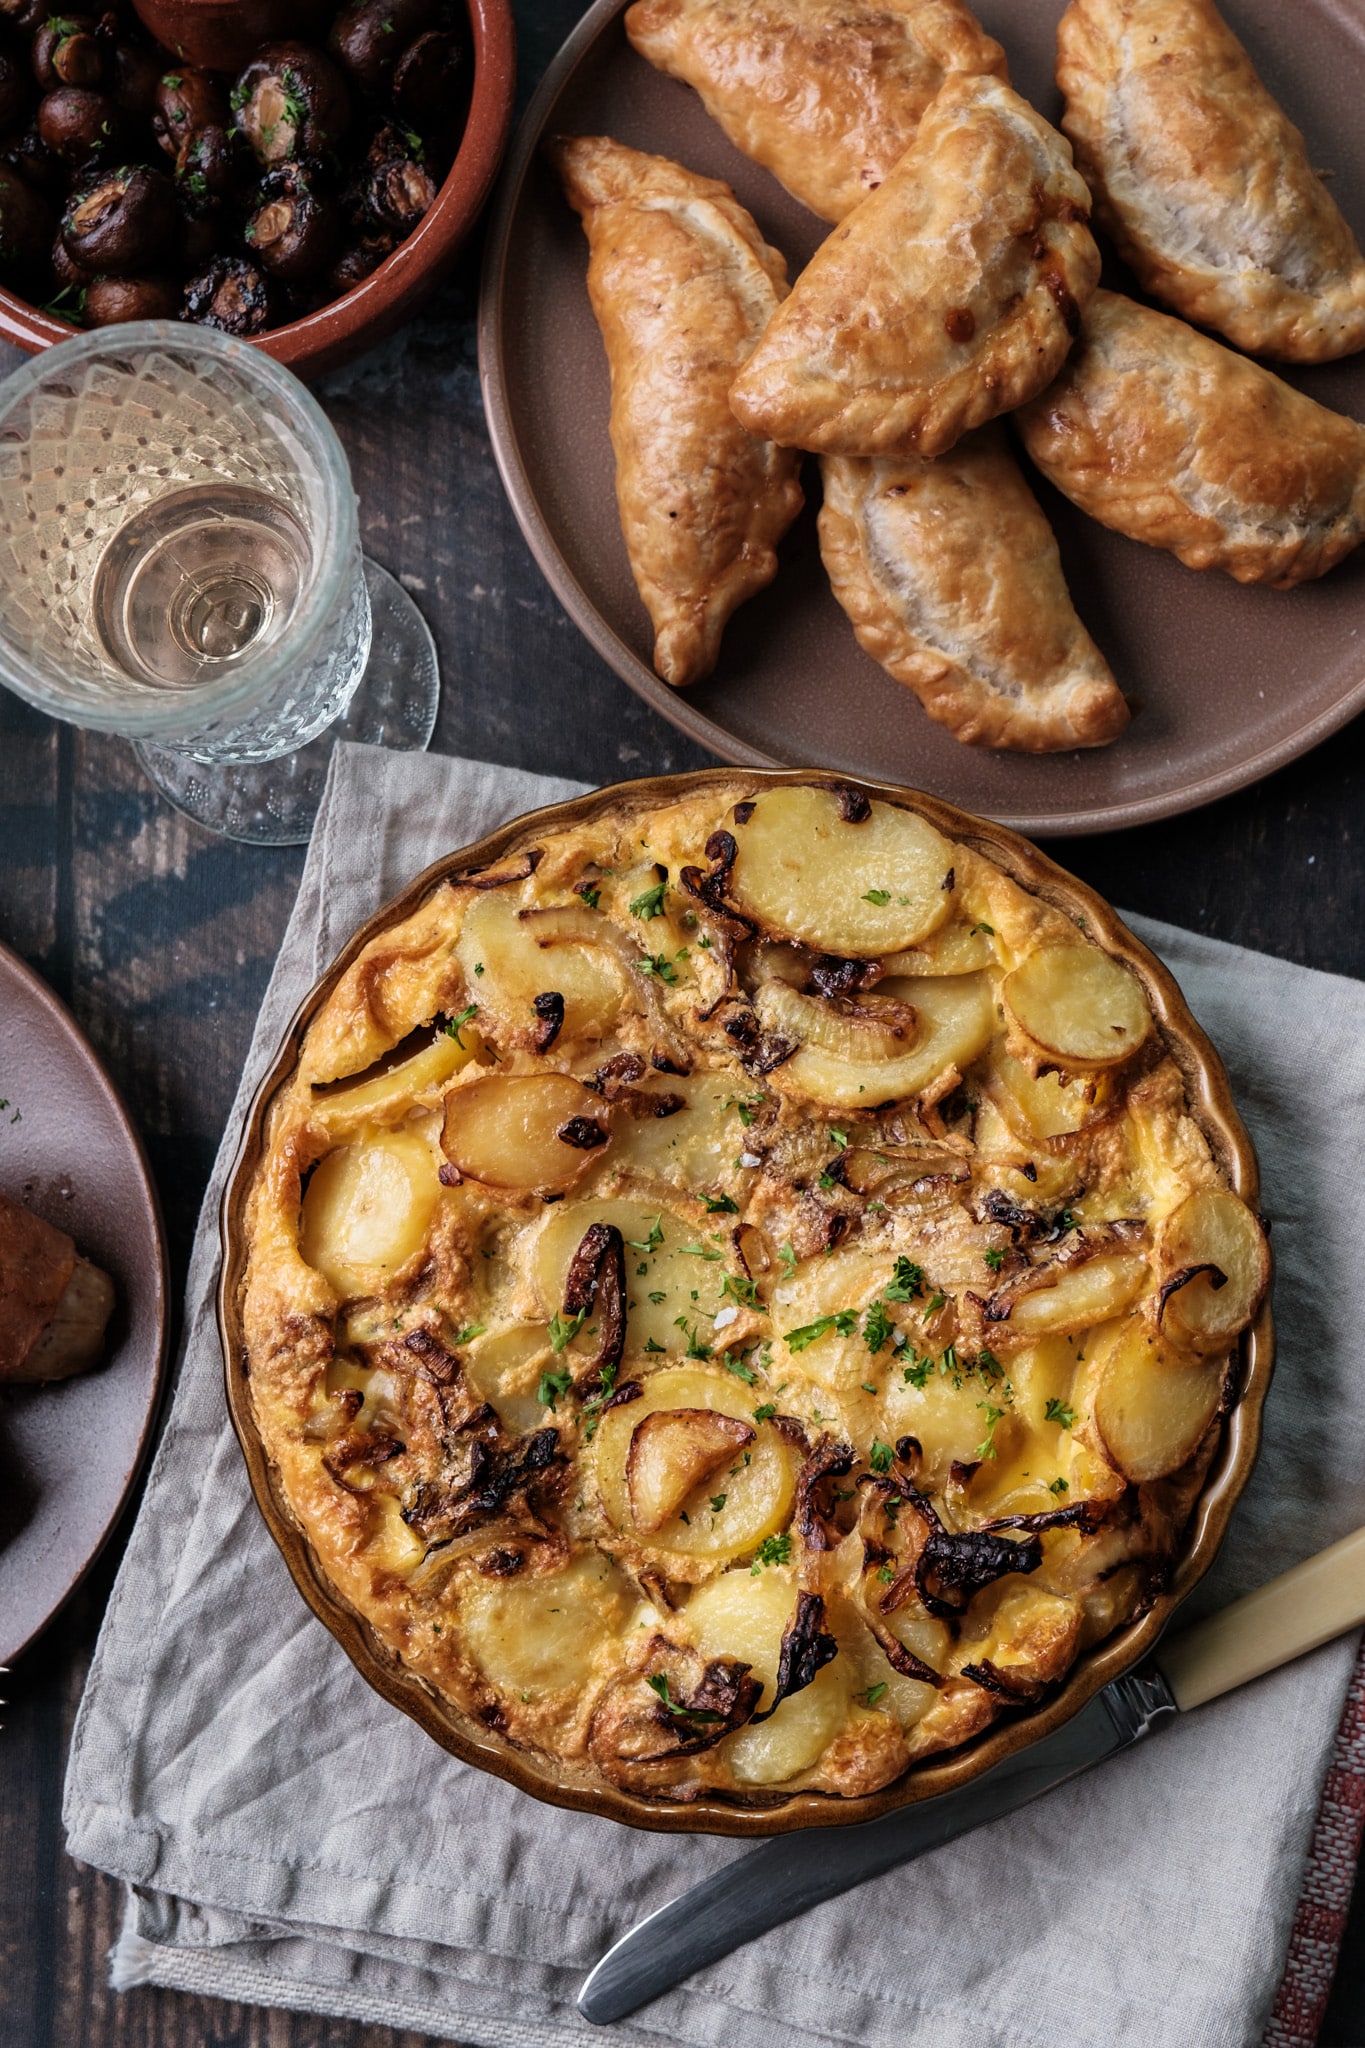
[
  {"x1": 0, "y1": 0, "x2": 516, "y2": 381},
  {"x1": 219, "y1": 768, "x2": 1274, "y2": 1837}
]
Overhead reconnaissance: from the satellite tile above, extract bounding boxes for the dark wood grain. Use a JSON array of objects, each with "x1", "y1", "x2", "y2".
[{"x1": 1, "y1": 2, "x2": 1363, "y2": 2042}]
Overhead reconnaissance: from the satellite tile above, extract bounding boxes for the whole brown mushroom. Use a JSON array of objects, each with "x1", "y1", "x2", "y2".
[
  {"x1": 84, "y1": 272, "x2": 179, "y2": 323},
  {"x1": 361, "y1": 133, "x2": 436, "y2": 235},
  {"x1": 231, "y1": 42, "x2": 350, "y2": 169},
  {"x1": 183, "y1": 253, "x2": 272, "y2": 334},
  {"x1": 245, "y1": 162, "x2": 339, "y2": 282},
  {"x1": 61, "y1": 163, "x2": 176, "y2": 275},
  {"x1": 110, "y1": 40, "x2": 160, "y2": 120},
  {"x1": 37, "y1": 86, "x2": 123, "y2": 164},
  {"x1": 32, "y1": 15, "x2": 105, "y2": 92},
  {"x1": 2, "y1": 122, "x2": 62, "y2": 196},
  {"x1": 328, "y1": 229, "x2": 393, "y2": 293},
  {"x1": 173, "y1": 122, "x2": 238, "y2": 210},
  {"x1": 329, "y1": 0, "x2": 438, "y2": 95},
  {"x1": 152, "y1": 67, "x2": 226, "y2": 157}
]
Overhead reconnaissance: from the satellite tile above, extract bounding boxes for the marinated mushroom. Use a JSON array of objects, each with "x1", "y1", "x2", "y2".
[
  {"x1": 110, "y1": 39, "x2": 160, "y2": 119},
  {"x1": 49, "y1": 232, "x2": 87, "y2": 289},
  {"x1": 173, "y1": 122, "x2": 238, "y2": 210},
  {"x1": 32, "y1": 15, "x2": 105, "y2": 92},
  {"x1": 231, "y1": 41, "x2": 350, "y2": 168},
  {"x1": 245, "y1": 161, "x2": 339, "y2": 280},
  {"x1": 328, "y1": 229, "x2": 392, "y2": 292},
  {"x1": 83, "y1": 272, "x2": 178, "y2": 322},
  {"x1": 61, "y1": 163, "x2": 176, "y2": 275},
  {"x1": 360, "y1": 129, "x2": 435, "y2": 234},
  {"x1": 0, "y1": 166, "x2": 52, "y2": 281},
  {"x1": 37, "y1": 86, "x2": 122, "y2": 163},
  {"x1": 329, "y1": 0, "x2": 439, "y2": 94},
  {"x1": 2, "y1": 124, "x2": 62, "y2": 196},
  {"x1": 390, "y1": 29, "x2": 463, "y2": 132},
  {"x1": 152, "y1": 66, "x2": 226, "y2": 156},
  {"x1": 183, "y1": 252, "x2": 272, "y2": 334}
]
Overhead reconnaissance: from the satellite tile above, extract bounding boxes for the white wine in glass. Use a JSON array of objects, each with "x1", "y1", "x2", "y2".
[{"x1": 0, "y1": 320, "x2": 438, "y2": 844}]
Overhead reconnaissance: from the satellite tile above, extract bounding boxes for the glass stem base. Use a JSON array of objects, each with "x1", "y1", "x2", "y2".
[{"x1": 133, "y1": 559, "x2": 439, "y2": 846}]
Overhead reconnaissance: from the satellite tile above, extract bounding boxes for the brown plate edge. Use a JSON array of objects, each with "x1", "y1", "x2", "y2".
[
  {"x1": 218, "y1": 767, "x2": 1274, "y2": 1836},
  {"x1": 474, "y1": 0, "x2": 1365, "y2": 839},
  {"x1": 1, "y1": 937, "x2": 172, "y2": 1666}
]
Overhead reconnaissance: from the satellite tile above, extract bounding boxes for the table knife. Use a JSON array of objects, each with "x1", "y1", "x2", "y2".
[{"x1": 579, "y1": 1523, "x2": 1365, "y2": 2025}]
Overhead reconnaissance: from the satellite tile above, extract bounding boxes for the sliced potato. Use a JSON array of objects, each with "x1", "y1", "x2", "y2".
[
  {"x1": 455, "y1": 890, "x2": 627, "y2": 1042},
  {"x1": 463, "y1": 1325, "x2": 555, "y2": 1432},
  {"x1": 1156, "y1": 1190, "x2": 1269, "y2": 1353},
  {"x1": 1091, "y1": 1319, "x2": 1226, "y2": 1482},
  {"x1": 608, "y1": 1070, "x2": 755, "y2": 1189},
  {"x1": 626, "y1": 1409, "x2": 756, "y2": 1534},
  {"x1": 987, "y1": 1049, "x2": 1109, "y2": 1142},
  {"x1": 955, "y1": 1583, "x2": 1082, "y2": 1697},
  {"x1": 459, "y1": 1553, "x2": 633, "y2": 1697},
  {"x1": 883, "y1": 920, "x2": 996, "y2": 978},
  {"x1": 1003, "y1": 945, "x2": 1150, "y2": 1070},
  {"x1": 686, "y1": 1566, "x2": 850, "y2": 1783},
  {"x1": 594, "y1": 1366, "x2": 795, "y2": 1561},
  {"x1": 758, "y1": 974, "x2": 994, "y2": 1109},
  {"x1": 367, "y1": 1492, "x2": 427, "y2": 1577},
  {"x1": 313, "y1": 1028, "x2": 478, "y2": 1124},
  {"x1": 440, "y1": 1074, "x2": 606, "y2": 1192},
  {"x1": 731, "y1": 786, "x2": 953, "y2": 955},
  {"x1": 531, "y1": 1198, "x2": 738, "y2": 1355},
  {"x1": 1001, "y1": 1252, "x2": 1149, "y2": 1337},
  {"x1": 300, "y1": 1127, "x2": 439, "y2": 1296}
]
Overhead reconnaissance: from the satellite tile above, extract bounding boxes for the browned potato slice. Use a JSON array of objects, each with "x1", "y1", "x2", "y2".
[
  {"x1": 459, "y1": 1553, "x2": 634, "y2": 1699},
  {"x1": 757, "y1": 973, "x2": 993, "y2": 1109},
  {"x1": 440, "y1": 1074, "x2": 606, "y2": 1192},
  {"x1": 1091, "y1": 1320, "x2": 1226, "y2": 1482},
  {"x1": 986, "y1": 1048, "x2": 1111, "y2": 1141},
  {"x1": 626, "y1": 1408, "x2": 756, "y2": 1533},
  {"x1": 1003, "y1": 944, "x2": 1150, "y2": 1070},
  {"x1": 313, "y1": 1029, "x2": 479, "y2": 1126},
  {"x1": 686, "y1": 1567, "x2": 851, "y2": 1782},
  {"x1": 300, "y1": 1127, "x2": 440, "y2": 1297},
  {"x1": 594, "y1": 1366, "x2": 795, "y2": 1561},
  {"x1": 731, "y1": 785, "x2": 954, "y2": 955},
  {"x1": 455, "y1": 891, "x2": 628, "y2": 1043},
  {"x1": 1156, "y1": 1190, "x2": 1269, "y2": 1353}
]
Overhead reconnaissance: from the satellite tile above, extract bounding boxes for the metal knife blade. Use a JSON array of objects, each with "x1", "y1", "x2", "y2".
[{"x1": 577, "y1": 1664, "x2": 1176, "y2": 2026}]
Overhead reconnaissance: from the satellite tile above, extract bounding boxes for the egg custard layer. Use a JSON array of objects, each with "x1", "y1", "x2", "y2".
[{"x1": 242, "y1": 781, "x2": 1267, "y2": 1805}]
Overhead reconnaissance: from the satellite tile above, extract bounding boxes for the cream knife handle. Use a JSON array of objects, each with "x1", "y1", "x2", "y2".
[{"x1": 1160, "y1": 1524, "x2": 1365, "y2": 1711}]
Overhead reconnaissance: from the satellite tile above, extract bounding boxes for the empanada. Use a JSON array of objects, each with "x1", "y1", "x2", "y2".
[
  {"x1": 1015, "y1": 291, "x2": 1365, "y2": 588},
  {"x1": 1057, "y1": 0, "x2": 1365, "y2": 363},
  {"x1": 729, "y1": 75, "x2": 1100, "y2": 461},
  {"x1": 624, "y1": 0, "x2": 1008, "y2": 224},
  {"x1": 819, "y1": 433, "x2": 1128, "y2": 752},
  {"x1": 550, "y1": 134, "x2": 804, "y2": 687}
]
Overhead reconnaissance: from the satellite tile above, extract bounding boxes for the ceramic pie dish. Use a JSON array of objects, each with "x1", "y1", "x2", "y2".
[{"x1": 220, "y1": 769, "x2": 1273, "y2": 1835}]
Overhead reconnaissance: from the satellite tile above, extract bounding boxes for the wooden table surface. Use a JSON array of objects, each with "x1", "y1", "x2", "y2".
[{"x1": 3, "y1": 4, "x2": 1365, "y2": 2042}]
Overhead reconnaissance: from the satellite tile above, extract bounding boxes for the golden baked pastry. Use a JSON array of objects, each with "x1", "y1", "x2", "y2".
[
  {"x1": 818, "y1": 434, "x2": 1128, "y2": 752},
  {"x1": 728, "y1": 74, "x2": 1100, "y2": 460},
  {"x1": 0, "y1": 1189, "x2": 114, "y2": 1383},
  {"x1": 1057, "y1": 0, "x2": 1365, "y2": 364},
  {"x1": 550, "y1": 134, "x2": 804, "y2": 688},
  {"x1": 624, "y1": 0, "x2": 1008, "y2": 223},
  {"x1": 241, "y1": 778, "x2": 1268, "y2": 1808},
  {"x1": 1016, "y1": 291, "x2": 1365, "y2": 588}
]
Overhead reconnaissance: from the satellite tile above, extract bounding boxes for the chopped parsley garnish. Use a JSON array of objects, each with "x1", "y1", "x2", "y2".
[
  {"x1": 629, "y1": 879, "x2": 668, "y2": 921},
  {"x1": 903, "y1": 1354, "x2": 933, "y2": 1390},
  {"x1": 750, "y1": 1533, "x2": 791, "y2": 1574},
  {"x1": 970, "y1": 922, "x2": 996, "y2": 937},
  {"x1": 727, "y1": 1092, "x2": 767, "y2": 1127},
  {"x1": 817, "y1": 1170, "x2": 837, "y2": 1192},
  {"x1": 784, "y1": 1310, "x2": 858, "y2": 1351},
  {"x1": 862, "y1": 888, "x2": 891, "y2": 906},
  {"x1": 884, "y1": 1257, "x2": 924, "y2": 1302},
  {"x1": 581, "y1": 1361, "x2": 619, "y2": 1440},
  {"x1": 548, "y1": 1308, "x2": 586, "y2": 1352},
  {"x1": 863, "y1": 1300, "x2": 894, "y2": 1353},
  {"x1": 709, "y1": 1493, "x2": 727, "y2": 1513},
  {"x1": 648, "y1": 1290, "x2": 666, "y2": 1305},
  {"x1": 983, "y1": 1247, "x2": 1006, "y2": 1272},
  {"x1": 869, "y1": 1437, "x2": 894, "y2": 1474},
  {"x1": 644, "y1": 1338, "x2": 665, "y2": 1353},
  {"x1": 704, "y1": 1193, "x2": 739, "y2": 1214},
  {"x1": 1048, "y1": 1476, "x2": 1070, "y2": 1496},
  {"x1": 923, "y1": 1291, "x2": 947, "y2": 1320},
  {"x1": 753, "y1": 1402, "x2": 777, "y2": 1423},
  {"x1": 877, "y1": 1562, "x2": 895, "y2": 1584},
  {"x1": 647, "y1": 1673, "x2": 725, "y2": 1721},
  {"x1": 577, "y1": 883, "x2": 601, "y2": 909},
  {"x1": 829, "y1": 1127, "x2": 848, "y2": 1148},
  {"x1": 974, "y1": 1402, "x2": 1006, "y2": 1460},
  {"x1": 627, "y1": 1215, "x2": 664, "y2": 1254},
  {"x1": 674, "y1": 1317, "x2": 712, "y2": 1360},
  {"x1": 638, "y1": 952, "x2": 678, "y2": 983},
  {"x1": 537, "y1": 1366, "x2": 573, "y2": 1408},
  {"x1": 678, "y1": 1241, "x2": 723, "y2": 1261},
  {"x1": 1045, "y1": 1398, "x2": 1077, "y2": 1429},
  {"x1": 864, "y1": 1682, "x2": 888, "y2": 1707},
  {"x1": 442, "y1": 1004, "x2": 478, "y2": 1047},
  {"x1": 722, "y1": 1352, "x2": 757, "y2": 1383},
  {"x1": 721, "y1": 1271, "x2": 760, "y2": 1309},
  {"x1": 453, "y1": 1323, "x2": 486, "y2": 1344},
  {"x1": 778, "y1": 1240, "x2": 798, "y2": 1277}
]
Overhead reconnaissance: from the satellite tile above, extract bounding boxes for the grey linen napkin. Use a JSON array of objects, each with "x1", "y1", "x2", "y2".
[{"x1": 65, "y1": 741, "x2": 1365, "y2": 2048}]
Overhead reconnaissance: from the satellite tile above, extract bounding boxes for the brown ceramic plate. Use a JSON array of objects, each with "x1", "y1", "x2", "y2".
[
  {"x1": 220, "y1": 768, "x2": 1273, "y2": 1836},
  {"x1": 478, "y1": 0, "x2": 1365, "y2": 836},
  {"x1": 0, "y1": 941, "x2": 169, "y2": 1666}
]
